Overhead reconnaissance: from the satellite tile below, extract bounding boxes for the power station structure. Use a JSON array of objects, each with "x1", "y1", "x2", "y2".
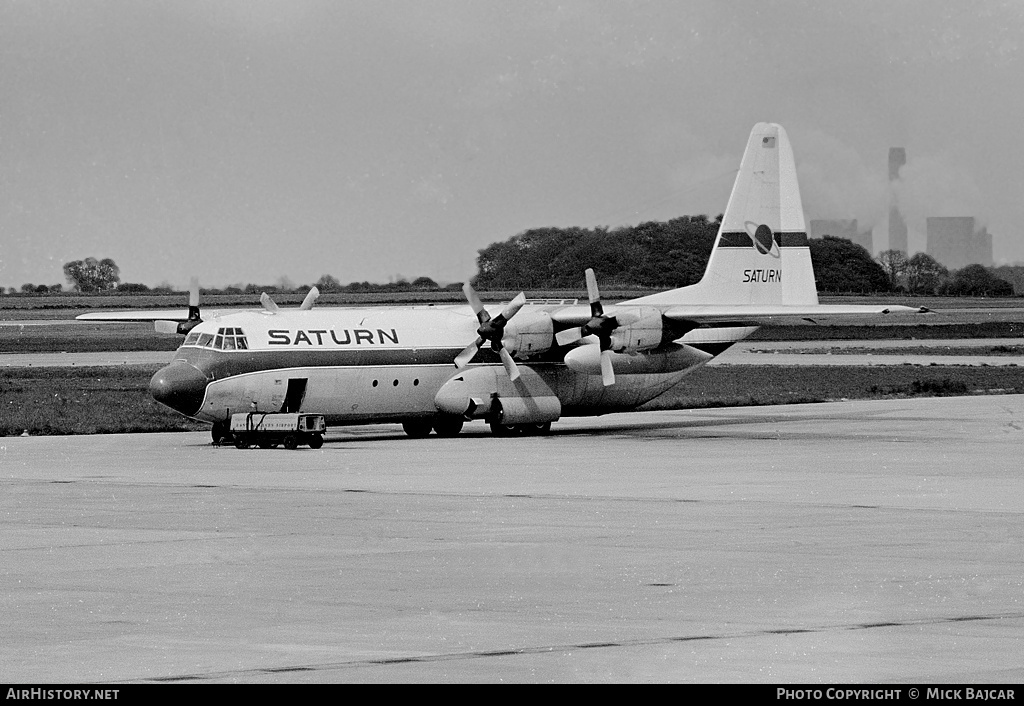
[
  {"x1": 926, "y1": 217, "x2": 992, "y2": 270},
  {"x1": 878, "y1": 146, "x2": 992, "y2": 268},
  {"x1": 888, "y1": 147, "x2": 908, "y2": 254},
  {"x1": 809, "y1": 146, "x2": 997, "y2": 274}
]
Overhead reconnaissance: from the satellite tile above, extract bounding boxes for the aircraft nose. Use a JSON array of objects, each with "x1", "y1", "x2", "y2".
[{"x1": 149, "y1": 363, "x2": 208, "y2": 417}]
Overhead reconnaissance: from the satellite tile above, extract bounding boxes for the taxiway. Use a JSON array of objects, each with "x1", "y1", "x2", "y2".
[{"x1": 2, "y1": 395, "x2": 1022, "y2": 683}]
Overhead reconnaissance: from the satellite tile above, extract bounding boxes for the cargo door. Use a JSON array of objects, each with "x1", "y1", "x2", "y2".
[{"x1": 281, "y1": 378, "x2": 308, "y2": 413}]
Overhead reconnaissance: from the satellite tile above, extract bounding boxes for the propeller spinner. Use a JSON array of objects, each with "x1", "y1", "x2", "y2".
[{"x1": 454, "y1": 283, "x2": 527, "y2": 381}]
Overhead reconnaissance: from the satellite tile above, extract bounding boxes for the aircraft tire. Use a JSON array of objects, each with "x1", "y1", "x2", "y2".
[
  {"x1": 402, "y1": 420, "x2": 433, "y2": 439},
  {"x1": 489, "y1": 420, "x2": 521, "y2": 437},
  {"x1": 308, "y1": 434, "x2": 324, "y2": 449},
  {"x1": 432, "y1": 415, "x2": 464, "y2": 437},
  {"x1": 283, "y1": 435, "x2": 299, "y2": 450}
]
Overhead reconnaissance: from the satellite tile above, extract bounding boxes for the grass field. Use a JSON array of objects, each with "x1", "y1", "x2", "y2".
[
  {"x1": 1, "y1": 366, "x2": 206, "y2": 436},
  {"x1": 3, "y1": 363, "x2": 1021, "y2": 437}
]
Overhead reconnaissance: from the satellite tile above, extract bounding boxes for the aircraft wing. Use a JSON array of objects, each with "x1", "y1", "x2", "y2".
[{"x1": 75, "y1": 309, "x2": 239, "y2": 322}]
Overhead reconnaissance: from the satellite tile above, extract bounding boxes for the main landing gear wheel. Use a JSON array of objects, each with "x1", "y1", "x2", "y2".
[
  {"x1": 432, "y1": 415, "x2": 464, "y2": 438},
  {"x1": 489, "y1": 420, "x2": 552, "y2": 437},
  {"x1": 402, "y1": 419, "x2": 433, "y2": 439},
  {"x1": 522, "y1": 421, "x2": 552, "y2": 436}
]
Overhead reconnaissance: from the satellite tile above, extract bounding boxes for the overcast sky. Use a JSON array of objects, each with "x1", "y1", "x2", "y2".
[{"x1": 1, "y1": 0, "x2": 1021, "y2": 289}]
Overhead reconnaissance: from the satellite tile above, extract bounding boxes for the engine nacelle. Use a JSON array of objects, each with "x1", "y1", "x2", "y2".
[
  {"x1": 563, "y1": 342, "x2": 712, "y2": 377},
  {"x1": 501, "y1": 309, "x2": 554, "y2": 358},
  {"x1": 434, "y1": 365, "x2": 561, "y2": 424},
  {"x1": 607, "y1": 306, "x2": 663, "y2": 353}
]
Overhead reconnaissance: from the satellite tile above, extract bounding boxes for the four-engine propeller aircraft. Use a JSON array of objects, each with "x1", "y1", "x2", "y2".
[{"x1": 78, "y1": 123, "x2": 925, "y2": 441}]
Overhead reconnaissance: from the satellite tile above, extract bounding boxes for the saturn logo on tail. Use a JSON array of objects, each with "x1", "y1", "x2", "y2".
[{"x1": 744, "y1": 221, "x2": 781, "y2": 258}]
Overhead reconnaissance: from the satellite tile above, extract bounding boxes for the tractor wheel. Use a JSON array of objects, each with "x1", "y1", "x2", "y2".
[{"x1": 212, "y1": 422, "x2": 231, "y2": 445}]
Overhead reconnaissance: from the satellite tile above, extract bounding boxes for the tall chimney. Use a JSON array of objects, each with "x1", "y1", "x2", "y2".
[{"x1": 888, "y1": 147, "x2": 907, "y2": 253}]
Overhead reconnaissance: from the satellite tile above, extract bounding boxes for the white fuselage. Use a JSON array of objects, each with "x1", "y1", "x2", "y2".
[{"x1": 159, "y1": 304, "x2": 725, "y2": 426}]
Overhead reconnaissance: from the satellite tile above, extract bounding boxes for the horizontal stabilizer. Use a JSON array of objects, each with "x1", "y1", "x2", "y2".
[{"x1": 661, "y1": 304, "x2": 929, "y2": 325}]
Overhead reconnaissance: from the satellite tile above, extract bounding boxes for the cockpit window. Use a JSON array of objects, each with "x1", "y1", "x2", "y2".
[{"x1": 182, "y1": 327, "x2": 249, "y2": 350}]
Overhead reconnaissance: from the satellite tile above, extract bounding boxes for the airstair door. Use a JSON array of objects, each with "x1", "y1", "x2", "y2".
[{"x1": 281, "y1": 378, "x2": 308, "y2": 413}]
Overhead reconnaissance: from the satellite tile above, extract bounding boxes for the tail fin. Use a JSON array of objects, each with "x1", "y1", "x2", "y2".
[{"x1": 625, "y1": 123, "x2": 818, "y2": 307}]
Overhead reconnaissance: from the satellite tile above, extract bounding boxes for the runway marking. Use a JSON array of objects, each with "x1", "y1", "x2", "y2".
[{"x1": 112, "y1": 611, "x2": 1024, "y2": 684}]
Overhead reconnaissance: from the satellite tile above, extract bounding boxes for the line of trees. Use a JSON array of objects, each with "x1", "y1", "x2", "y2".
[
  {"x1": 876, "y1": 249, "x2": 1016, "y2": 296},
  {"x1": 472, "y1": 216, "x2": 721, "y2": 290},
  {"x1": 3, "y1": 227, "x2": 1020, "y2": 297},
  {"x1": 471, "y1": 222, "x2": 1019, "y2": 296}
]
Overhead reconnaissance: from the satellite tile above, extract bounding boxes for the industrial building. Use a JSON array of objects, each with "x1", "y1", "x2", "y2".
[{"x1": 926, "y1": 217, "x2": 992, "y2": 269}]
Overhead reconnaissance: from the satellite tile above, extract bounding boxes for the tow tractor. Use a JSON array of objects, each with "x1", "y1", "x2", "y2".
[{"x1": 229, "y1": 412, "x2": 326, "y2": 450}]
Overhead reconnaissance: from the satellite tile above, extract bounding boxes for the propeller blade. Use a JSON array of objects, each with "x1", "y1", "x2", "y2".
[
  {"x1": 499, "y1": 347, "x2": 521, "y2": 382},
  {"x1": 154, "y1": 320, "x2": 179, "y2": 334},
  {"x1": 462, "y1": 282, "x2": 488, "y2": 323},
  {"x1": 585, "y1": 268, "x2": 603, "y2": 316},
  {"x1": 299, "y1": 286, "x2": 320, "y2": 310},
  {"x1": 499, "y1": 292, "x2": 527, "y2": 321},
  {"x1": 260, "y1": 292, "x2": 280, "y2": 313},
  {"x1": 600, "y1": 348, "x2": 616, "y2": 387},
  {"x1": 556, "y1": 328, "x2": 583, "y2": 346},
  {"x1": 454, "y1": 339, "x2": 483, "y2": 369}
]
